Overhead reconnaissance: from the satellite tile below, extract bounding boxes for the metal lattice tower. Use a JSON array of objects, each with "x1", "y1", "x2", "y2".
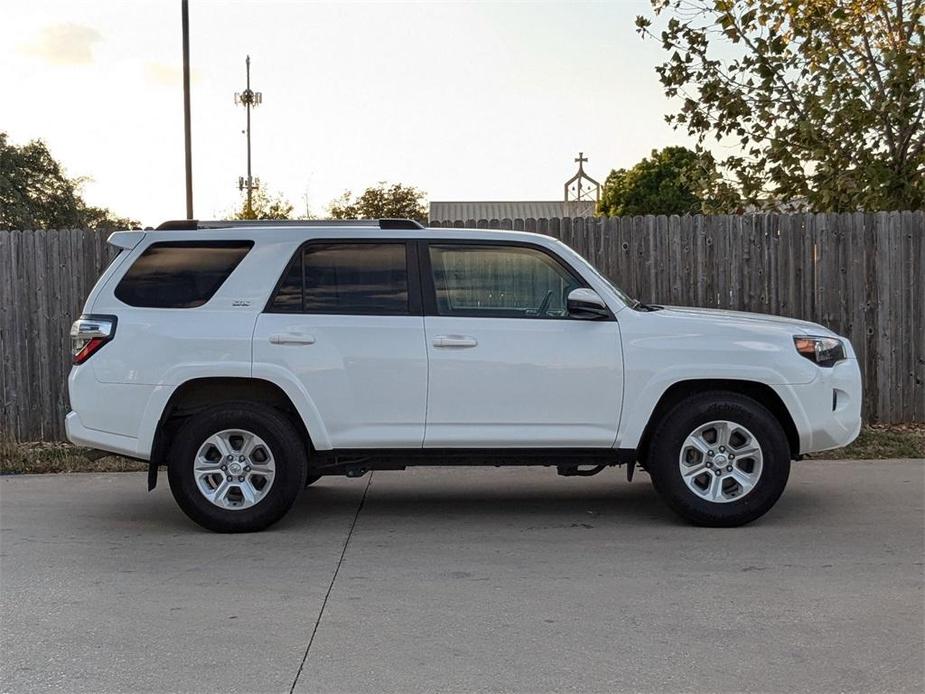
[
  {"x1": 564, "y1": 152, "x2": 600, "y2": 204},
  {"x1": 235, "y1": 55, "x2": 262, "y2": 213}
]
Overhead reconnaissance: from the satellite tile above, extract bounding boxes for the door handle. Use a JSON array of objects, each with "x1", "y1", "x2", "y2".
[
  {"x1": 432, "y1": 335, "x2": 478, "y2": 348},
  {"x1": 270, "y1": 333, "x2": 316, "y2": 345}
]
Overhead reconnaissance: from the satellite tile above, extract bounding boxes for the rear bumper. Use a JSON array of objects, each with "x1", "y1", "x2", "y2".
[
  {"x1": 67, "y1": 364, "x2": 174, "y2": 460},
  {"x1": 773, "y1": 358, "x2": 863, "y2": 454},
  {"x1": 65, "y1": 411, "x2": 146, "y2": 460}
]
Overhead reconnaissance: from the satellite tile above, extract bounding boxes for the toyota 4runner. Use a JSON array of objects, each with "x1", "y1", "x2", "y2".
[{"x1": 66, "y1": 219, "x2": 862, "y2": 532}]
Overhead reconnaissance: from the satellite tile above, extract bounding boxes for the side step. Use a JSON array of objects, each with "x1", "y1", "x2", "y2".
[
  {"x1": 556, "y1": 464, "x2": 607, "y2": 477},
  {"x1": 311, "y1": 448, "x2": 636, "y2": 477}
]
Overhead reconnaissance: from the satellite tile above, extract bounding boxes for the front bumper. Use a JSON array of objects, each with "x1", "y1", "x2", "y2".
[{"x1": 773, "y1": 358, "x2": 863, "y2": 454}]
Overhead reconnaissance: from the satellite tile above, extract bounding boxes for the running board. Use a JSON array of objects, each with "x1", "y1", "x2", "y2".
[{"x1": 311, "y1": 448, "x2": 636, "y2": 476}]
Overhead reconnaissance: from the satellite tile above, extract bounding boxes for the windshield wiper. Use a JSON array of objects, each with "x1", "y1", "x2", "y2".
[{"x1": 633, "y1": 300, "x2": 663, "y2": 312}]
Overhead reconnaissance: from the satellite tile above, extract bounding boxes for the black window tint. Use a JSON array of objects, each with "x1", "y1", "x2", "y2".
[
  {"x1": 268, "y1": 243, "x2": 409, "y2": 314},
  {"x1": 429, "y1": 244, "x2": 581, "y2": 318},
  {"x1": 115, "y1": 241, "x2": 253, "y2": 309},
  {"x1": 270, "y1": 260, "x2": 303, "y2": 312}
]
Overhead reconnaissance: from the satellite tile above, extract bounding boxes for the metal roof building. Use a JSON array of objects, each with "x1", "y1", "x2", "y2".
[
  {"x1": 429, "y1": 153, "x2": 601, "y2": 223},
  {"x1": 429, "y1": 200, "x2": 596, "y2": 223}
]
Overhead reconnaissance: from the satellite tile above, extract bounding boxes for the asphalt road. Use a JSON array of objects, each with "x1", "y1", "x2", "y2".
[{"x1": 1, "y1": 460, "x2": 923, "y2": 694}]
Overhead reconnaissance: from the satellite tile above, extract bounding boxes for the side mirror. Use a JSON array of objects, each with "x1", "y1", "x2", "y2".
[{"x1": 567, "y1": 288, "x2": 609, "y2": 320}]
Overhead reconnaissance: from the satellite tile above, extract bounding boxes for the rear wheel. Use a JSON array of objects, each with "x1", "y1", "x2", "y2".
[
  {"x1": 167, "y1": 402, "x2": 307, "y2": 532},
  {"x1": 645, "y1": 392, "x2": 791, "y2": 527}
]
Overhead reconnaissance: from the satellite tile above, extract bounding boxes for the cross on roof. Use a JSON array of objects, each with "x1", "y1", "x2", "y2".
[{"x1": 564, "y1": 152, "x2": 600, "y2": 203}]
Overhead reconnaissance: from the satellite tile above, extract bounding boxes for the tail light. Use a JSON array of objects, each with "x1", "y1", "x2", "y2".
[{"x1": 70, "y1": 315, "x2": 117, "y2": 364}]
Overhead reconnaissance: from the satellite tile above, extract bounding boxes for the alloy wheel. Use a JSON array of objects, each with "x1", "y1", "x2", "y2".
[
  {"x1": 678, "y1": 420, "x2": 763, "y2": 503},
  {"x1": 193, "y1": 429, "x2": 276, "y2": 510}
]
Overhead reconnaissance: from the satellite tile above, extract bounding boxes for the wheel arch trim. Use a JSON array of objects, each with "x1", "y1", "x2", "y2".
[
  {"x1": 143, "y1": 373, "x2": 331, "y2": 490},
  {"x1": 627, "y1": 378, "x2": 801, "y2": 462}
]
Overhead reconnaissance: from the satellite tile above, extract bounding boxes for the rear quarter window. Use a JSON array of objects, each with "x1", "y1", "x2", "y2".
[{"x1": 114, "y1": 241, "x2": 253, "y2": 308}]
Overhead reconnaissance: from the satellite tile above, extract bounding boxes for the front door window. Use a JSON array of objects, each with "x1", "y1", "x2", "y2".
[{"x1": 428, "y1": 244, "x2": 582, "y2": 319}]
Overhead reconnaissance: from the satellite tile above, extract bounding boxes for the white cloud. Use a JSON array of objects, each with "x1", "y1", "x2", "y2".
[{"x1": 21, "y1": 23, "x2": 103, "y2": 65}]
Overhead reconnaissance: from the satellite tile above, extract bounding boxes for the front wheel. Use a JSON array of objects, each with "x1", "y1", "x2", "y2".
[
  {"x1": 167, "y1": 402, "x2": 308, "y2": 532},
  {"x1": 645, "y1": 392, "x2": 791, "y2": 527}
]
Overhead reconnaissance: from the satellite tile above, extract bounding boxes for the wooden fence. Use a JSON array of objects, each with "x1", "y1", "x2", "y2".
[
  {"x1": 1, "y1": 212, "x2": 923, "y2": 441},
  {"x1": 0, "y1": 229, "x2": 118, "y2": 441}
]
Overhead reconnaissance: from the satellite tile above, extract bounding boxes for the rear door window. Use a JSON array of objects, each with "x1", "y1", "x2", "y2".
[
  {"x1": 267, "y1": 242, "x2": 411, "y2": 314},
  {"x1": 114, "y1": 241, "x2": 253, "y2": 308}
]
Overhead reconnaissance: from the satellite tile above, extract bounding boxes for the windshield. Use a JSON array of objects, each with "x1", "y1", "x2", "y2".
[{"x1": 568, "y1": 251, "x2": 637, "y2": 308}]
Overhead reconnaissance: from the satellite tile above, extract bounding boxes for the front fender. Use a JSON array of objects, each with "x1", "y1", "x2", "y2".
[{"x1": 616, "y1": 364, "x2": 800, "y2": 449}]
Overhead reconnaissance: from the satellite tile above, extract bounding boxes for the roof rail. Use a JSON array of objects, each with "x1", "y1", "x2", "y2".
[
  {"x1": 378, "y1": 219, "x2": 425, "y2": 230},
  {"x1": 154, "y1": 219, "x2": 425, "y2": 231},
  {"x1": 155, "y1": 219, "x2": 199, "y2": 230}
]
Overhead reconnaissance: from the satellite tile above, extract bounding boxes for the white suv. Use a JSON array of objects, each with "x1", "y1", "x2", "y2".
[{"x1": 66, "y1": 219, "x2": 862, "y2": 532}]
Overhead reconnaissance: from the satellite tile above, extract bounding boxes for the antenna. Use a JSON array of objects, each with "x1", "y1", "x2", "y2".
[{"x1": 234, "y1": 55, "x2": 262, "y2": 215}]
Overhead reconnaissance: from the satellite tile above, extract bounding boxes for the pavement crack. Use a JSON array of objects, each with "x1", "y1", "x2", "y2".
[{"x1": 289, "y1": 472, "x2": 373, "y2": 694}]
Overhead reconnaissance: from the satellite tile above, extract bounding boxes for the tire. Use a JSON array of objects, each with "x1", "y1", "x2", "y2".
[
  {"x1": 167, "y1": 402, "x2": 308, "y2": 532},
  {"x1": 645, "y1": 391, "x2": 791, "y2": 527}
]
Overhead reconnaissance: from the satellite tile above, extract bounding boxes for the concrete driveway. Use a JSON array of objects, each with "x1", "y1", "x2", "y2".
[{"x1": 1, "y1": 460, "x2": 923, "y2": 694}]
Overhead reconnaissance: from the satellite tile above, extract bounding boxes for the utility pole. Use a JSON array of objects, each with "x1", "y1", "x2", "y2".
[
  {"x1": 181, "y1": 0, "x2": 193, "y2": 219},
  {"x1": 235, "y1": 55, "x2": 262, "y2": 215}
]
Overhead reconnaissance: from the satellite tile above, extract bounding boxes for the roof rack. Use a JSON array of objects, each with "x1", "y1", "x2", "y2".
[{"x1": 154, "y1": 219, "x2": 425, "y2": 231}]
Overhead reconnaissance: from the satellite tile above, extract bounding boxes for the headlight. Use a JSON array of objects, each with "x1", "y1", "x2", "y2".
[{"x1": 793, "y1": 335, "x2": 846, "y2": 367}]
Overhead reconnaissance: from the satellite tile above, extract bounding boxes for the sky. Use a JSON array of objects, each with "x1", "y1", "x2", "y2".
[{"x1": 2, "y1": 0, "x2": 697, "y2": 226}]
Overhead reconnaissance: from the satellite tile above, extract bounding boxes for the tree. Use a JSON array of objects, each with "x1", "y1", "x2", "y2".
[
  {"x1": 229, "y1": 185, "x2": 294, "y2": 220},
  {"x1": 328, "y1": 182, "x2": 427, "y2": 220},
  {"x1": 637, "y1": 0, "x2": 925, "y2": 211},
  {"x1": 598, "y1": 146, "x2": 740, "y2": 216},
  {"x1": 0, "y1": 132, "x2": 138, "y2": 230}
]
